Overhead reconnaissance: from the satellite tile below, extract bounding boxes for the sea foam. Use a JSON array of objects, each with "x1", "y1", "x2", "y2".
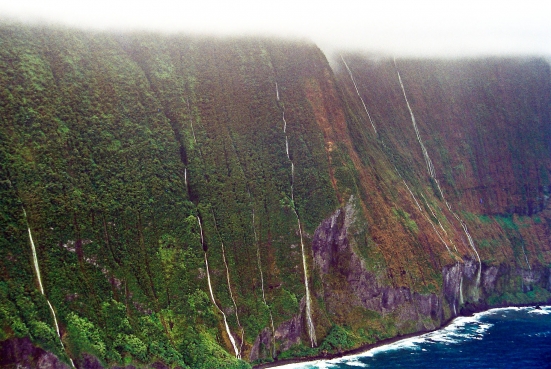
[{"x1": 274, "y1": 306, "x2": 550, "y2": 369}]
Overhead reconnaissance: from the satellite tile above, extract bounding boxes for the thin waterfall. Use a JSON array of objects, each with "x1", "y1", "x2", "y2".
[
  {"x1": 394, "y1": 58, "x2": 482, "y2": 297},
  {"x1": 23, "y1": 208, "x2": 76, "y2": 368},
  {"x1": 401, "y1": 179, "x2": 453, "y2": 255},
  {"x1": 457, "y1": 217, "x2": 482, "y2": 295},
  {"x1": 394, "y1": 165, "x2": 453, "y2": 255},
  {"x1": 187, "y1": 93, "x2": 244, "y2": 357},
  {"x1": 277, "y1": 86, "x2": 317, "y2": 347},
  {"x1": 211, "y1": 210, "x2": 245, "y2": 356},
  {"x1": 220, "y1": 111, "x2": 275, "y2": 356},
  {"x1": 400, "y1": 178, "x2": 422, "y2": 213},
  {"x1": 197, "y1": 216, "x2": 241, "y2": 359},
  {"x1": 420, "y1": 193, "x2": 458, "y2": 252},
  {"x1": 341, "y1": 52, "x2": 454, "y2": 258},
  {"x1": 275, "y1": 82, "x2": 280, "y2": 101},
  {"x1": 341, "y1": 55, "x2": 377, "y2": 135},
  {"x1": 25, "y1": 208, "x2": 45, "y2": 295},
  {"x1": 393, "y1": 58, "x2": 435, "y2": 178},
  {"x1": 522, "y1": 247, "x2": 531, "y2": 270},
  {"x1": 293, "y1": 206, "x2": 316, "y2": 347},
  {"x1": 459, "y1": 275, "x2": 464, "y2": 305},
  {"x1": 285, "y1": 136, "x2": 290, "y2": 159},
  {"x1": 186, "y1": 100, "x2": 198, "y2": 145},
  {"x1": 443, "y1": 196, "x2": 482, "y2": 283},
  {"x1": 251, "y1": 205, "x2": 276, "y2": 357}
]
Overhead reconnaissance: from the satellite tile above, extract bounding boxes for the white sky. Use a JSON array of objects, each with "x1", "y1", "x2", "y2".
[{"x1": 1, "y1": 0, "x2": 550, "y2": 57}]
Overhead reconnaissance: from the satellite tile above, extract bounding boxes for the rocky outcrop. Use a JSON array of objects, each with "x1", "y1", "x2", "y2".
[
  {"x1": 0, "y1": 338, "x2": 174, "y2": 369},
  {"x1": 2, "y1": 23, "x2": 551, "y2": 368},
  {"x1": 0, "y1": 338, "x2": 70, "y2": 369},
  {"x1": 310, "y1": 199, "x2": 551, "y2": 351},
  {"x1": 312, "y1": 200, "x2": 443, "y2": 325},
  {"x1": 249, "y1": 298, "x2": 306, "y2": 362}
]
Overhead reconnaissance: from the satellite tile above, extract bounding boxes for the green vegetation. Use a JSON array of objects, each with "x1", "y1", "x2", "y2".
[
  {"x1": 392, "y1": 207, "x2": 419, "y2": 235},
  {"x1": 487, "y1": 286, "x2": 551, "y2": 306},
  {"x1": 1, "y1": 22, "x2": 551, "y2": 367},
  {"x1": 0, "y1": 23, "x2": 341, "y2": 367}
]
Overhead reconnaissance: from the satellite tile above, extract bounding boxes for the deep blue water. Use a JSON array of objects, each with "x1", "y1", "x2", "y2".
[{"x1": 279, "y1": 306, "x2": 551, "y2": 369}]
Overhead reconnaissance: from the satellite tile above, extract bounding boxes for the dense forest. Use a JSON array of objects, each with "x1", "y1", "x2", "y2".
[{"x1": 1, "y1": 22, "x2": 551, "y2": 368}]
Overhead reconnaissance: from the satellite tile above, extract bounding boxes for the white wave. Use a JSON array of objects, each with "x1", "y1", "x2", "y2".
[
  {"x1": 472, "y1": 305, "x2": 551, "y2": 320},
  {"x1": 341, "y1": 359, "x2": 368, "y2": 367},
  {"x1": 476, "y1": 323, "x2": 492, "y2": 334},
  {"x1": 276, "y1": 306, "x2": 551, "y2": 368},
  {"x1": 342, "y1": 315, "x2": 491, "y2": 359},
  {"x1": 275, "y1": 361, "x2": 336, "y2": 369},
  {"x1": 528, "y1": 308, "x2": 550, "y2": 315}
]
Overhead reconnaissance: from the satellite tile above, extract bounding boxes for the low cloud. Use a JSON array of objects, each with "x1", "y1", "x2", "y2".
[{"x1": 1, "y1": 0, "x2": 549, "y2": 57}]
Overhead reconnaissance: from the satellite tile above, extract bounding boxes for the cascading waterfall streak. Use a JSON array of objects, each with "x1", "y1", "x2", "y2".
[
  {"x1": 24, "y1": 208, "x2": 76, "y2": 368},
  {"x1": 211, "y1": 210, "x2": 245, "y2": 355},
  {"x1": 401, "y1": 179, "x2": 423, "y2": 213},
  {"x1": 394, "y1": 58, "x2": 482, "y2": 295},
  {"x1": 342, "y1": 52, "x2": 454, "y2": 257},
  {"x1": 459, "y1": 273, "x2": 464, "y2": 305},
  {"x1": 401, "y1": 179, "x2": 452, "y2": 254},
  {"x1": 522, "y1": 246, "x2": 531, "y2": 270},
  {"x1": 420, "y1": 193, "x2": 458, "y2": 252},
  {"x1": 341, "y1": 55, "x2": 377, "y2": 135},
  {"x1": 394, "y1": 166, "x2": 453, "y2": 255},
  {"x1": 342, "y1": 51, "x2": 455, "y2": 257},
  {"x1": 285, "y1": 137, "x2": 290, "y2": 159},
  {"x1": 188, "y1": 93, "x2": 244, "y2": 358},
  {"x1": 197, "y1": 216, "x2": 241, "y2": 359},
  {"x1": 222, "y1": 117, "x2": 275, "y2": 355},
  {"x1": 186, "y1": 100, "x2": 198, "y2": 145},
  {"x1": 277, "y1": 86, "x2": 317, "y2": 347},
  {"x1": 251, "y1": 205, "x2": 276, "y2": 357},
  {"x1": 294, "y1": 208, "x2": 316, "y2": 346},
  {"x1": 393, "y1": 58, "x2": 435, "y2": 178}
]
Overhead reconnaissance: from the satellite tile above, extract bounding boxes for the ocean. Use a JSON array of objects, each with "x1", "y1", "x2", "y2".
[{"x1": 276, "y1": 306, "x2": 551, "y2": 369}]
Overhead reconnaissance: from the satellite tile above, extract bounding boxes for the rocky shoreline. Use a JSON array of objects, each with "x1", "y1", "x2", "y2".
[{"x1": 253, "y1": 301, "x2": 551, "y2": 369}]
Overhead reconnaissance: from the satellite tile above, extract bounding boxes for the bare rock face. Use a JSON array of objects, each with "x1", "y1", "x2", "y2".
[
  {"x1": 312, "y1": 201, "x2": 442, "y2": 326},
  {"x1": 249, "y1": 327, "x2": 272, "y2": 362},
  {"x1": 37, "y1": 352, "x2": 70, "y2": 369},
  {"x1": 249, "y1": 297, "x2": 306, "y2": 362},
  {"x1": 442, "y1": 262, "x2": 462, "y2": 309},
  {"x1": 482, "y1": 266, "x2": 499, "y2": 294},
  {"x1": 0, "y1": 338, "x2": 70, "y2": 369},
  {"x1": 520, "y1": 268, "x2": 543, "y2": 285},
  {"x1": 463, "y1": 258, "x2": 478, "y2": 280},
  {"x1": 0, "y1": 338, "x2": 168, "y2": 369},
  {"x1": 250, "y1": 198, "x2": 551, "y2": 362},
  {"x1": 79, "y1": 353, "x2": 105, "y2": 369},
  {"x1": 274, "y1": 303, "x2": 304, "y2": 352}
]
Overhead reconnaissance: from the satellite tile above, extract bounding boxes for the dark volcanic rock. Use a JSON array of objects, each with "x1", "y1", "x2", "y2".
[
  {"x1": 249, "y1": 327, "x2": 273, "y2": 362},
  {"x1": 79, "y1": 354, "x2": 105, "y2": 369},
  {"x1": 482, "y1": 265, "x2": 499, "y2": 293},
  {"x1": 249, "y1": 296, "x2": 309, "y2": 361},
  {"x1": 273, "y1": 298, "x2": 305, "y2": 353},
  {"x1": 0, "y1": 337, "x2": 70, "y2": 369},
  {"x1": 312, "y1": 200, "x2": 443, "y2": 325}
]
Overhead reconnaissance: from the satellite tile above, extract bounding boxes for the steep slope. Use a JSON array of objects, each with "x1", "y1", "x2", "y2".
[
  {"x1": 0, "y1": 23, "x2": 550, "y2": 368},
  {"x1": 309, "y1": 54, "x2": 551, "y2": 348}
]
